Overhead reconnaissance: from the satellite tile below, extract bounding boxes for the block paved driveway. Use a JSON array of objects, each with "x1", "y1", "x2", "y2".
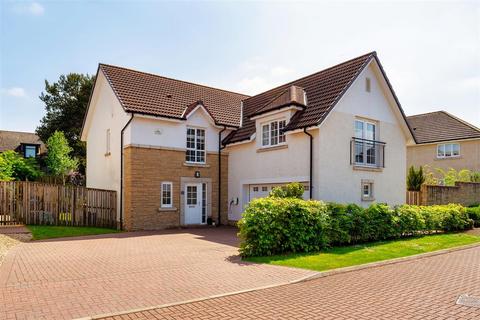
[
  {"x1": 105, "y1": 245, "x2": 480, "y2": 320},
  {"x1": 0, "y1": 227, "x2": 316, "y2": 320}
]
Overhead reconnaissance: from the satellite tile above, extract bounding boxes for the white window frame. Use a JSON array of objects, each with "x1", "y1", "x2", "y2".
[
  {"x1": 354, "y1": 119, "x2": 378, "y2": 166},
  {"x1": 186, "y1": 127, "x2": 206, "y2": 164},
  {"x1": 161, "y1": 182, "x2": 173, "y2": 208},
  {"x1": 105, "y1": 129, "x2": 111, "y2": 156},
  {"x1": 261, "y1": 119, "x2": 287, "y2": 147},
  {"x1": 361, "y1": 180, "x2": 374, "y2": 201},
  {"x1": 436, "y1": 143, "x2": 460, "y2": 159}
]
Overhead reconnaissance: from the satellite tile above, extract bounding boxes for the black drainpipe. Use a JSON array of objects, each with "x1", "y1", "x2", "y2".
[
  {"x1": 120, "y1": 113, "x2": 134, "y2": 230},
  {"x1": 303, "y1": 127, "x2": 313, "y2": 199},
  {"x1": 218, "y1": 126, "x2": 227, "y2": 226}
]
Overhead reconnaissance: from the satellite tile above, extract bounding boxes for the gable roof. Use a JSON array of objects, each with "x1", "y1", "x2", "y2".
[
  {"x1": 224, "y1": 52, "x2": 379, "y2": 144},
  {"x1": 407, "y1": 111, "x2": 480, "y2": 144},
  {"x1": 98, "y1": 64, "x2": 249, "y2": 127},
  {"x1": 0, "y1": 130, "x2": 44, "y2": 153}
]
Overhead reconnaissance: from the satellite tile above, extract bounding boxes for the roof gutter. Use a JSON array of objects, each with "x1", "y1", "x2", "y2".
[{"x1": 120, "y1": 113, "x2": 134, "y2": 230}]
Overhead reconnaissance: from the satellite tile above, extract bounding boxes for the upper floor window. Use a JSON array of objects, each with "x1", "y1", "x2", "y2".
[
  {"x1": 437, "y1": 143, "x2": 460, "y2": 158},
  {"x1": 352, "y1": 119, "x2": 385, "y2": 168},
  {"x1": 186, "y1": 127, "x2": 206, "y2": 163},
  {"x1": 262, "y1": 120, "x2": 286, "y2": 147},
  {"x1": 24, "y1": 145, "x2": 37, "y2": 158}
]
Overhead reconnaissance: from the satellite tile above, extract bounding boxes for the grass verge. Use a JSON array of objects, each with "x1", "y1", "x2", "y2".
[
  {"x1": 27, "y1": 225, "x2": 120, "y2": 240},
  {"x1": 245, "y1": 233, "x2": 480, "y2": 272}
]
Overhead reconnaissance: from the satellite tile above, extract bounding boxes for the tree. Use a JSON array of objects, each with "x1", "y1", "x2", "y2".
[
  {"x1": 0, "y1": 151, "x2": 42, "y2": 181},
  {"x1": 46, "y1": 131, "x2": 78, "y2": 185},
  {"x1": 406, "y1": 166, "x2": 425, "y2": 191},
  {"x1": 36, "y1": 73, "x2": 95, "y2": 173}
]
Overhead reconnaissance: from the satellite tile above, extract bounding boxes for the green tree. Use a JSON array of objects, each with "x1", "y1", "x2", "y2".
[
  {"x1": 406, "y1": 166, "x2": 425, "y2": 191},
  {"x1": 46, "y1": 131, "x2": 78, "y2": 184},
  {"x1": 36, "y1": 73, "x2": 95, "y2": 173},
  {"x1": 0, "y1": 151, "x2": 42, "y2": 181}
]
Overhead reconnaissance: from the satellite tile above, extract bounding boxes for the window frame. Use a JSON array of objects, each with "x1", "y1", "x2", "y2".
[
  {"x1": 354, "y1": 119, "x2": 379, "y2": 167},
  {"x1": 23, "y1": 144, "x2": 37, "y2": 158},
  {"x1": 361, "y1": 180, "x2": 374, "y2": 201},
  {"x1": 161, "y1": 182, "x2": 173, "y2": 208},
  {"x1": 261, "y1": 119, "x2": 287, "y2": 147},
  {"x1": 436, "y1": 143, "x2": 460, "y2": 159},
  {"x1": 186, "y1": 127, "x2": 206, "y2": 164}
]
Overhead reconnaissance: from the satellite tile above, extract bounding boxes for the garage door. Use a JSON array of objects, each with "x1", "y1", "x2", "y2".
[{"x1": 248, "y1": 183, "x2": 309, "y2": 202}]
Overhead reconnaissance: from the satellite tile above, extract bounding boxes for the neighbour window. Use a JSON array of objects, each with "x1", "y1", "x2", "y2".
[
  {"x1": 161, "y1": 182, "x2": 173, "y2": 208},
  {"x1": 253, "y1": 186, "x2": 258, "y2": 192},
  {"x1": 437, "y1": 143, "x2": 460, "y2": 158},
  {"x1": 106, "y1": 129, "x2": 111, "y2": 155},
  {"x1": 24, "y1": 145, "x2": 37, "y2": 158},
  {"x1": 186, "y1": 127, "x2": 206, "y2": 163},
  {"x1": 354, "y1": 119, "x2": 377, "y2": 166},
  {"x1": 262, "y1": 186, "x2": 268, "y2": 192},
  {"x1": 261, "y1": 120, "x2": 287, "y2": 147},
  {"x1": 361, "y1": 181, "x2": 374, "y2": 201}
]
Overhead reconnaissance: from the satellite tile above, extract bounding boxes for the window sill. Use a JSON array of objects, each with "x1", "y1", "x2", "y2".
[
  {"x1": 435, "y1": 156, "x2": 462, "y2": 161},
  {"x1": 257, "y1": 144, "x2": 288, "y2": 153},
  {"x1": 183, "y1": 162, "x2": 210, "y2": 168},
  {"x1": 353, "y1": 165, "x2": 383, "y2": 172},
  {"x1": 361, "y1": 197, "x2": 375, "y2": 202},
  {"x1": 158, "y1": 207, "x2": 177, "y2": 212}
]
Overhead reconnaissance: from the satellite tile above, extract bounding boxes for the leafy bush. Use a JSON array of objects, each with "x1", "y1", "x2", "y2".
[
  {"x1": 424, "y1": 166, "x2": 480, "y2": 186},
  {"x1": 269, "y1": 182, "x2": 305, "y2": 199},
  {"x1": 238, "y1": 199, "x2": 474, "y2": 257},
  {"x1": 406, "y1": 166, "x2": 425, "y2": 191},
  {"x1": 0, "y1": 150, "x2": 42, "y2": 181},
  {"x1": 466, "y1": 206, "x2": 480, "y2": 227}
]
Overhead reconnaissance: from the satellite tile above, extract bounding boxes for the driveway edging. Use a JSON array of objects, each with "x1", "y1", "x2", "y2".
[{"x1": 79, "y1": 241, "x2": 480, "y2": 320}]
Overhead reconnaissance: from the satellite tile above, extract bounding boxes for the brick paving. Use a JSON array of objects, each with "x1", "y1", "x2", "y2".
[
  {"x1": 0, "y1": 227, "x2": 316, "y2": 320},
  {"x1": 104, "y1": 245, "x2": 480, "y2": 320}
]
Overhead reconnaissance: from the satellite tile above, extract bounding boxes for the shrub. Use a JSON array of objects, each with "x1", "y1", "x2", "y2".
[
  {"x1": 269, "y1": 182, "x2": 305, "y2": 199},
  {"x1": 238, "y1": 197, "x2": 329, "y2": 257},
  {"x1": 406, "y1": 166, "x2": 425, "y2": 191},
  {"x1": 238, "y1": 199, "x2": 474, "y2": 257},
  {"x1": 0, "y1": 150, "x2": 42, "y2": 181},
  {"x1": 466, "y1": 206, "x2": 480, "y2": 227}
]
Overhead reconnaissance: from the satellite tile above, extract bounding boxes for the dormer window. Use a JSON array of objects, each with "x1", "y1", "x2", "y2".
[{"x1": 262, "y1": 120, "x2": 286, "y2": 147}]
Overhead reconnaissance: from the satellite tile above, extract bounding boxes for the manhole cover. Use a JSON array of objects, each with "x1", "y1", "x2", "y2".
[{"x1": 457, "y1": 294, "x2": 480, "y2": 308}]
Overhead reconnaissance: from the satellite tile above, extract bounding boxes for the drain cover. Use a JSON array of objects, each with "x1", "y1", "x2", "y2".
[{"x1": 457, "y1": 294, "x2": 480, "y2": 308}]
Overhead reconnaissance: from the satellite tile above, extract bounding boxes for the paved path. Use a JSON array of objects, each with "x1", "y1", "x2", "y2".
[
  {"x1": 103, "y1": 245, "x2": 480, "y2": 320},
  {"x1": 0, "y1": 227, "x2": 316, "y2": 320}
]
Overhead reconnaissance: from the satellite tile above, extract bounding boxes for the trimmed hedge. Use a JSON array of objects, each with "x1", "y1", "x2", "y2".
[
  {"x1": 238, "y1": 198, "x2": 473, "y2": 257},
  {"x1": 466, "y1": 206, "x2": 480, "y2": 227}
]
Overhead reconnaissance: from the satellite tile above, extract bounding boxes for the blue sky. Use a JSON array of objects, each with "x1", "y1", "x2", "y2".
[{"x1": 1, "y1": 0, "x2": 479, "y2": 132}]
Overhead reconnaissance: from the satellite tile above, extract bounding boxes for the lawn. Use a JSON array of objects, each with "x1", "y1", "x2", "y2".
[
  {"x1": 246, "y1": 233, "x2": 480, "y2": 272},
  {"x1": 27, "y1": 225, "x2": 120, "y2": 240}
]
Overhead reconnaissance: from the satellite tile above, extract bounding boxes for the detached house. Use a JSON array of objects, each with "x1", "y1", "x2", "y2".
[
  {"x1": 81, "y1": 52, "x2": 415, "y2": 230},
  {"x1": 407, "y1": 111, "x2": 480, "y2": 175}
]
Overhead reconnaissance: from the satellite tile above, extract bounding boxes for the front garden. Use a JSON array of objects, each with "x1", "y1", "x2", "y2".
[{"x1": 238, "y1": 183, "x2": 480, "y2": 270}]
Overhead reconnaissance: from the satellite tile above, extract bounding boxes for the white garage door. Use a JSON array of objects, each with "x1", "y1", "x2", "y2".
[{"x1": 248, "y1": 183, "x2": 309, "y2": 202}]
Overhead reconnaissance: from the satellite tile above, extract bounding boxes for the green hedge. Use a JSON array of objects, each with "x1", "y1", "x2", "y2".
[
  {"x1": 466, "y1": 206, "x2": 480, "y2": 227},
  {"x1": 238, "y1": 199, "x2": 473, "y2": 257}
]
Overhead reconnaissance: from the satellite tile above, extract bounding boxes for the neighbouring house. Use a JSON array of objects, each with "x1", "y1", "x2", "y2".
[
  {"x1": 0, "y1": 130, "x2": 44, "y2": 158},
  {"x1": 407, "y1": 111, "x2": 480, "y2": 175},
  {"x1": 81, "y1": 52, "x2": 415, "y2": 230}
]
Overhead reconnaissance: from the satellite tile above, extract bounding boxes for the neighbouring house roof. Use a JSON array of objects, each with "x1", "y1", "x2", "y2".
[
  {"x1": 98, "y1": 64, "x2": 249, "y2": 127},
  {"x1": 407, "y1": 111, "x2": 480, "y2": 144},
  {"x1": 224, "y1": 52, "x2": 383, "y2": 144},
  {"x1": 0, "y1": 130, "x2": 44, "y2": 153}
]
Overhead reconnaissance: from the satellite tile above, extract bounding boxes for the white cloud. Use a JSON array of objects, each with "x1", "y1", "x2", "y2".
[
  {"x1": 2, "y1": 87, "x2": 27, "y2": 97},
  {"x1": 12, "y1": 2, "x2": 45, "y2": 16}
]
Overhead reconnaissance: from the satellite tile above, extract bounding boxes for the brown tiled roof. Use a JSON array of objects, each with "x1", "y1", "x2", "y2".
[
  {"x1": 0, "y1": 130, "x2": 45, "y2": 153},
  {"x1": 407, "y1": 111, "x2": 480, "y2": 144},
  {"x1": 99, "y1": 64, "x2": 249, "y2": 127},
  {"x1": 224, "y1": 52, "x2": 376, "y2": 144},
  {"x1": 252, "y1": 85, "x2": 307, "y2": 117}
]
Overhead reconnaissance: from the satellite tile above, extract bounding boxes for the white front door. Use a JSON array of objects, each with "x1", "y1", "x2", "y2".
[{"x1": 185, "y1": 183, "x2": 203, "y2": 224}]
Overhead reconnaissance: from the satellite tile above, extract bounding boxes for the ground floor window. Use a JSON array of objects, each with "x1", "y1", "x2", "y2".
[
  {"x1": 361, "y1": 180, "x2": 374, "y2": 201},
  {"x1": 161, "y1": 182, "x2": 173, "y2": 208}
]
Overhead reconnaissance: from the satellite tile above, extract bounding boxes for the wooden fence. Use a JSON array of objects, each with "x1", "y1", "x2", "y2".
[
  {"x1": 406, "y1": 191, "x2": 421, "y2": 205},
  {"x1": 0, "y1": 181, "x2": 117, "y2": 227}
]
